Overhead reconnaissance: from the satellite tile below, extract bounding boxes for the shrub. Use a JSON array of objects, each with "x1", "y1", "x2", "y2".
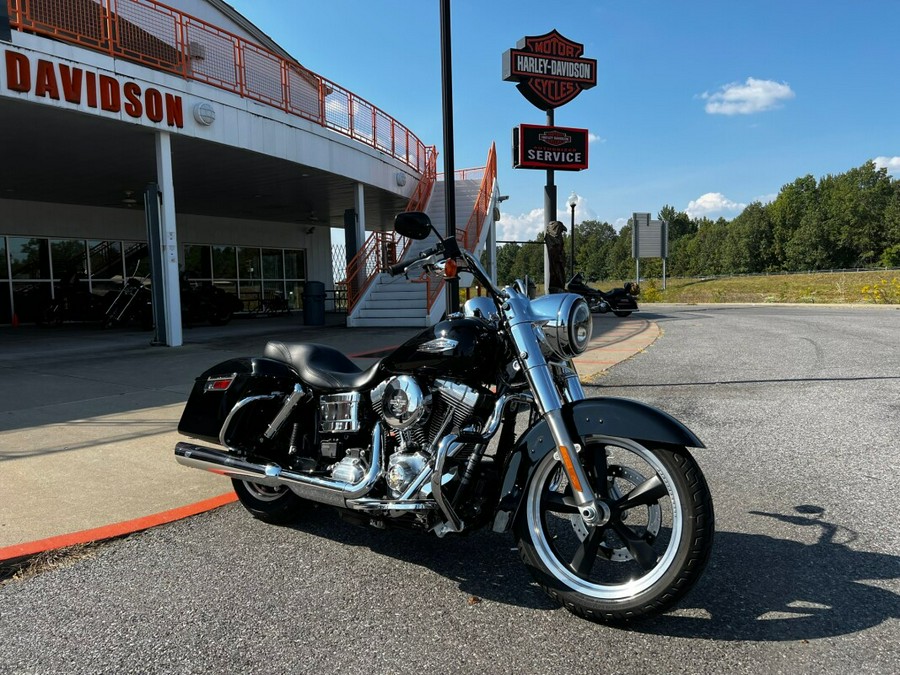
[{"x1": 860, "y1": 277, "x2": 900, "y2": 304}]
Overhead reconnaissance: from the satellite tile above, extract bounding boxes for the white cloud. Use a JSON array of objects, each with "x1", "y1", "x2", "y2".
[
  {"x1": 497, "y1": 198, "x2": 599, "y2": 242},
  {"x1": 701, "y1": 77, "x2": 795, "y2": 115},
  {"x1": 497, "y1": 208, "x2": 545, "y2": 242},
  {"x1": 685, "y1": 192, "x2": 747, "y2": 219},
  {"x1": 588, "y1": 133, "x2": 605, "y2": 144},
  {"x1": 874, "y1": 156, "x2": 900, "y2": 176},
  {"x1": 752, "y1": 193, "x2": 778, "y2": 205}
]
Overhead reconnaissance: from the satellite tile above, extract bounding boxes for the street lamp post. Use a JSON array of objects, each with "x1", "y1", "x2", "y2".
[{"x1": 567, "y1": 191, "x2": 578, "y2": 279}]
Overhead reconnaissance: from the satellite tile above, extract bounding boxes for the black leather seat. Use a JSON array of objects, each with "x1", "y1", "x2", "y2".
[{"x1": 264, "y1": 341, "x2": 383, "y2": 392}]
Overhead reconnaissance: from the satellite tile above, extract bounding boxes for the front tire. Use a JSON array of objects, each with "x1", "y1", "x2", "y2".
[
  {"x1": 514, "y1": 437, "x2": 713, "y2": 624},
  {"x1": 232, "y1": 479, "x2": 306, "y2": 524}
]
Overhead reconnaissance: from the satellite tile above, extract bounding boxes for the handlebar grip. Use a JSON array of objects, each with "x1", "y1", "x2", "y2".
[
  {"x1": 388, "y1": 260, "x2": 408, "y2": 277},
  {"x1": 387, "y1": 244, "x2": 441, "y2": 276}
]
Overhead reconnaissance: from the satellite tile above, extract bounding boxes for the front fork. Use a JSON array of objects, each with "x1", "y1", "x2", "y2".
[{"x1": 509, "y1": 323, "x2": 605, "y2": 527}]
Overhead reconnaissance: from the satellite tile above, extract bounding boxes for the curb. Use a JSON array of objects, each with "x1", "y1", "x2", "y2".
[{"x1": 0, "y1": 493, "x2": 238, "y2": 564}]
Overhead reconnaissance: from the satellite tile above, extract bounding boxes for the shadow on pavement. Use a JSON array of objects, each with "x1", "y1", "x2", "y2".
[{"x1": 278, "y1": 504, "x2": 899, "y2": 637}]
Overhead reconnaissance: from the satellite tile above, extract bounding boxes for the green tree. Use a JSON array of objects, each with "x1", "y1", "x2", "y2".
[
  {"x1": 573, "y1": 219, "x2": 617, "y2": 280},
  {"x1": 495, "y1": 243, "x2": 521, "y2": 284},
  {"x1": 723, "y1": 202, "x2": 773, "y2": 273},
  {"x1": 769, "y1": 175, "x2": 818, "y2": 269}
]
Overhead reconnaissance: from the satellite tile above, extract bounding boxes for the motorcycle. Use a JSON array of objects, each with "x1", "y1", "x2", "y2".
[
  {"x1": 565, "y1": 272, "x2": 640, "y2": 317},
  {"x1": 103, "y1": 267, "x2": 153, "y2": 330},
  {"x1": 37, "y1": 269, "x2": 108, "y2": 326},
  {"x1": 174, "y1": 212, "x2": 713, "y2": 625},
  {"x1": 180, "y1": 275, "x2": 243, "y2": 327}
]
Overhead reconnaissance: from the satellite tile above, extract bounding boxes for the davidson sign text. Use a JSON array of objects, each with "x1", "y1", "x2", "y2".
[{"x1": 3, "y1": 49, "x2": 184, "y2": 128}]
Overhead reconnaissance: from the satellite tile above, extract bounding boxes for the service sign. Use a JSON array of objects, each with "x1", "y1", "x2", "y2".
[
  {"x1": 513, "y1": 124, "x2": 589, "y2": 171},
  {"x1": 502, "y1": 30, "x2": 596, "y2": 111}
]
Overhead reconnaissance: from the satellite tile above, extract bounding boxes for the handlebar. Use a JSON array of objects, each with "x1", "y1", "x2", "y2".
[
  {"x1": 387, "y1": 244, "x2": 441, "y2": 277},
  {"x1": 383, "y1": 236, "x2": 503, "y2": 301}
]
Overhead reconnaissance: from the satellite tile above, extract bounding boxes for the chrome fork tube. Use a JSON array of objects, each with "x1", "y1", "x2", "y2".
[{"x1": 506, "y1": 307, "x2": 600, "y2": 524}]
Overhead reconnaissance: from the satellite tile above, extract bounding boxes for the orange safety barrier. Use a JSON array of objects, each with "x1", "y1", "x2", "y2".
[{"x1": 7, "y1": 0, "x2": 429, "y2": 173}]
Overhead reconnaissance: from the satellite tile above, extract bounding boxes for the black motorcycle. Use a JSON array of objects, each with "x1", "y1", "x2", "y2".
[
  {"x1": 37, "y1": 270, "x2": 108, "y2": 326},
  {"x1": 181, "y1": 276, "x2": 243, "y2": 327},
  {"x1": 174, "y1": 212, "x2": 713, "y2": 625},
  {"x1": 103, "y1": 273, "x2": 153, "y2": 329},
  {"x1": 566, "y1": 272, "x2": 640, "y2": 317}
]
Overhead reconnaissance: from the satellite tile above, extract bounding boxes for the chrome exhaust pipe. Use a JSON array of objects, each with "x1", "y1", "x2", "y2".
[{"x1": 175, "y1": 423, "x2": 384, "y2": 508}]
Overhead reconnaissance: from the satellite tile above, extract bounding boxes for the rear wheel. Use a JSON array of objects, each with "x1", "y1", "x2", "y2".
[
  {"x1": 514, "y1": 437, "x2": 713, "y2": 624},
  {"x1": 613, "y1": 310, "x2": 632, "y2": 318},
  {"x1": 232, "y1": 479, "x2": 306, "y2": 524}
]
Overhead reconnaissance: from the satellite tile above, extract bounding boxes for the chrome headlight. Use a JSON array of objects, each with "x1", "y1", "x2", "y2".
[{"x1": 529, "y1": 293, "x2": 592, "y2": 358}]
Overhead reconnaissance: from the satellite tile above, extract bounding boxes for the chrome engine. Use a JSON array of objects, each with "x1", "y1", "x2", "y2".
[{"x1": 369, "y1": 376, "x2": 484, "y2": 497}]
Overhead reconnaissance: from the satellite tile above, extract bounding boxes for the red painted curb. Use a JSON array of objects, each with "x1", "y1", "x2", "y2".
[{"x1": 0, "y1": 492, "x2": 238, "y2": 563}]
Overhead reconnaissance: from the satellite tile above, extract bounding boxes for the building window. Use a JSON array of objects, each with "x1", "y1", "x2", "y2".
[{"x1": 185, "y1": 243, "x2": 306, "y2": 312}]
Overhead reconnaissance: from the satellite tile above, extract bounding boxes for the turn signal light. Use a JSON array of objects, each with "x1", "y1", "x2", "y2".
[{"x1": 444, "y1": 258, "x2": 458, "y2": 279}]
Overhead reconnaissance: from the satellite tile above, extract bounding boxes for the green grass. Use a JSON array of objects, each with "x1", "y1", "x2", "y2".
[{"x1": 600, "y1": 270, "x2": 900, "y2": 305}]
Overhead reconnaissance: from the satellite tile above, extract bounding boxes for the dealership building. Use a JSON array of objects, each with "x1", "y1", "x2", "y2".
[{"x1": 0, "y1": 0, "x2": 498, "y2": 344}]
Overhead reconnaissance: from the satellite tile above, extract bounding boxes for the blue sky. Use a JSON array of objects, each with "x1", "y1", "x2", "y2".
[{"x1": 227, "y1": 0, "x2": 900, "y2": 242}]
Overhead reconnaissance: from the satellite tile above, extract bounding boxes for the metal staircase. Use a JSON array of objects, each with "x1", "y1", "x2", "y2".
[{"x1": 347, "y1": 146, "x2": 498, "y2": 328}]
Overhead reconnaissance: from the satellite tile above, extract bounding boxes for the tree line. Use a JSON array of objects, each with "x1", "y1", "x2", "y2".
[{"x1": 495, "y1": 161, "x2": 900, "y2": 284}]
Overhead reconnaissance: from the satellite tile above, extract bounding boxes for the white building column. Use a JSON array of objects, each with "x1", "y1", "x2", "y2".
[
  {"x1": 155, "y1": 131, "x2": 182, "y2": 346},
  {"x1": 354, "y1": 182, "x2": 367, "y2": 247},
  {"x1": 488, "y1": 206, "x2": 498, "y2": 285}
]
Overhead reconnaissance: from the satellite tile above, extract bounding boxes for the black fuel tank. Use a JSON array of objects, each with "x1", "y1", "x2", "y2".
[{"x1": 382, "y1": 317, "x2": 506, "y2": 382}]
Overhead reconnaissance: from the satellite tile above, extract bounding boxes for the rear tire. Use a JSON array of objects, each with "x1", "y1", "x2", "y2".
[
  {"x1": 514, "y1": 438, "x2": 713, "y2": 624},
  {"x1": 232, "y1": 479, "x2": 306, "y2": 525},
  {"x1": 613, "y1": 310, "x2": 632, "y2": 318}
]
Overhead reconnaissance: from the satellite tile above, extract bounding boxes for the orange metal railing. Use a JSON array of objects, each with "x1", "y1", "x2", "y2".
[
  {"x1": 7, "y1": 0, "x2": 430, "y2": 174},
  {"x1": 343, "y1": 145, "x2": 437, "y2": 314},
  {"x1": 423, "y1": 142, "x2": 497, "y2": 312}
]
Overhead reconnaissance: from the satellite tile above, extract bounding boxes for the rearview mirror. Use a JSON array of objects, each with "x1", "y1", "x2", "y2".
[{"x1": 393, "y1": 212, "x2": 433, "y2": 240}]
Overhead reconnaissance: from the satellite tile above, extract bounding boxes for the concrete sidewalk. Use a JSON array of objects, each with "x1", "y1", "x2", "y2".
[{"x1": 0, "y1": 312, "x2": 659, "y2": 560}]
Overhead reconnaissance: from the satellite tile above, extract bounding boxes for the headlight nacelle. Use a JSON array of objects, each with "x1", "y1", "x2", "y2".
[{"x1": 530, "y1": 293, "x2": 592, "y2": 358}]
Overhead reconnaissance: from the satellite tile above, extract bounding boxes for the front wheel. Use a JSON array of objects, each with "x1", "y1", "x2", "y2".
[
  {"x1": 514, "y1": 437, "x2": 713, "y2": 624},
  {"x1": 232, "y1": 479, "x2": 306, "y2": 524}
]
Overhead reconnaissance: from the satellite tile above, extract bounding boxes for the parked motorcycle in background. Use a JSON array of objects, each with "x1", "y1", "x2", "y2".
[
  {"x1": 566, "y1": 272, "x2": 640, "y2": 317},
  {"x1": 103, "y1": 269, "x2": 153, "y2": 329},
  {"x1": 174, "y1": 211, "x2": 713, "y2": 625}
]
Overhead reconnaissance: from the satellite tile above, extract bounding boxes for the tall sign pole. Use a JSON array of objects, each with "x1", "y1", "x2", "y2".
[
  {"x1": 440, "y1": 0, "x2": 458, "y2": 314},
  {"x1": 503, "y1": 30, "x2": 596, "y2": 294},
  {"x1": 544, "y1": 107, "x2": 555, "y2": 291}
]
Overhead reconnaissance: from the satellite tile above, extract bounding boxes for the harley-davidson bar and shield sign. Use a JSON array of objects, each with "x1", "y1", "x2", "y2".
[
  {"x1": 513, "y1": 124, "x2": 589, "y2": 171},
  {"x1": 502, "y1": 30, "x2": 596, "y2": 110}
]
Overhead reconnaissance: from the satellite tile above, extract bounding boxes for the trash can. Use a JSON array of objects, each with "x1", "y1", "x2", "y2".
[{"x1": 302, "y1": 280, "x2": 326, "y2": 326}]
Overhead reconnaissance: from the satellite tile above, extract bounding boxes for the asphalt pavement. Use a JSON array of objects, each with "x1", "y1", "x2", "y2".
[
  {"x1": 1, "y1": 303, "x2": 896, "y2": 674},
  {"x1": 0, "y1": 309, "x2": 659, "y2": 559}
]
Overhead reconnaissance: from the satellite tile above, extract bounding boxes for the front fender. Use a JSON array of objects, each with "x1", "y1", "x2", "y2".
[{"x1": 491, "y1": 397, "x2": 704, "y2": 533}]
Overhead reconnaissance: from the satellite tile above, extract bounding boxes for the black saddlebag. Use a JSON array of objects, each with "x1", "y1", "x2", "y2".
[{"x1": 177, "y1": 357, "x2": 301, "y2": 446}]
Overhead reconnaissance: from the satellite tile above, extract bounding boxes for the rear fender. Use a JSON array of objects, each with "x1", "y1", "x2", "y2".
[{"x1": 492, "y1": 397, "x2": 704, "y2": 533}]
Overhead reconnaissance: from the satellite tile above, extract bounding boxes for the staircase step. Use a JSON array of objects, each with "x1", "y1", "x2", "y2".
[
  {"x1": 352, "y1": 317, "x2": 431, "y2": 328},
  {"x1": 366, "y1": 291, "x2": 427, "y2": 303},
  {"x1": 357, "y1": 308, "x2": 425, "y2": 318}
]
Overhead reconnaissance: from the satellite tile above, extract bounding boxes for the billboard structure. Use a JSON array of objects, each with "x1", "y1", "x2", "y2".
[{"x1": 632, "y1": 213, "x2": 669, "y2": 289}]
